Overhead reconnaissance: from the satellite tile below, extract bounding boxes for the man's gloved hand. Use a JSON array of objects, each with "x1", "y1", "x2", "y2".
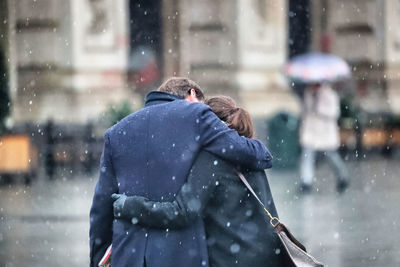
[{"x1": 112, "y1": 193, "x2": 127, "y2": 218}]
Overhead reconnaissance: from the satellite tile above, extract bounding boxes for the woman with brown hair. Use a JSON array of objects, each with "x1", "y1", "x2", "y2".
[{"x1": 112, "y1": 96, "x2": 283, "y2": 266}]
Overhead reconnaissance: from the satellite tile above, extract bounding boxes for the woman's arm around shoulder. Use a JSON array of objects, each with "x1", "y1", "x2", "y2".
[{"x1": 113, "y1": 151, "x2": 231, "y2": 229}]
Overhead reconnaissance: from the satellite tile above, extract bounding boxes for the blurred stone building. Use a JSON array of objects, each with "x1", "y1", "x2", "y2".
[
  {"x1": 311, "y1": 0, "x2": 400, "y2": 114},
  {"x1": 163, "y1": 0, "x2": 290, "y2": 118},
  {"x1": 2, "y1": 0, "x2": 129, "y2": 123},
  {"x1": 1, "y1": 0, "x2": 400, "y2": 125},
  {"x1": 1, "y1": 0, "x2": 291, "y2": 125}
]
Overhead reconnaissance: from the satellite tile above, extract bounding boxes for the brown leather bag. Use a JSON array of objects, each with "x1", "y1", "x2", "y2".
[{"x1": 237, "y1": 171, "x2": 324, "y2": 267}]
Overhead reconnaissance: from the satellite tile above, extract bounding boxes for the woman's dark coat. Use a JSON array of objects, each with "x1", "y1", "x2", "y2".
[{"x1": 119, "y1": 151, "x2": 284, "y2": 267}]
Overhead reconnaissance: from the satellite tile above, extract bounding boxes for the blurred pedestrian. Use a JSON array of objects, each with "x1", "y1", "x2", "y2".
[
  {"x1": 299, "y1": 82, "x2": 349, "y2": 193},
  {"x1": 112, "y1": 96, "x2": 283, "y2": 267},
  {"x1": 89, "y1": 77, "x2": 272, "y2": 267}
]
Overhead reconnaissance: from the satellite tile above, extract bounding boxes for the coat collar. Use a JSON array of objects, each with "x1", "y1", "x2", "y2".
[{"x1": 145, "y1": 91, "x2": 183, "y2": 107}]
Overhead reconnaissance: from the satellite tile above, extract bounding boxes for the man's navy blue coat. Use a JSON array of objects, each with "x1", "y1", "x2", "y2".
[{"x1": 89, "y1": 91, "x2": 272, "y2": 267}]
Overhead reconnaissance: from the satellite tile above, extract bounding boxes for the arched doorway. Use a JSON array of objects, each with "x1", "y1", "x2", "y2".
[
  {"x1": 128, "y1": 0, "x2": 163, "y2": 96},
  {"x1": 288, "y1": 0, "x2": 311, "y2": 59}
]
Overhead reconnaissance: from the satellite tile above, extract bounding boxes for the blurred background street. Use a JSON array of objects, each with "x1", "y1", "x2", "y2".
[
  {"x1": 1, "y1": 153, "x2": 400, "y2": 267},
  {"x1": 1, "y1": 0, "x2": 400, "y2": 266}
]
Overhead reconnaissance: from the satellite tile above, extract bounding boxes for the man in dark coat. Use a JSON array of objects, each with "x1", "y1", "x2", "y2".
[{"x1": 89, "y1": 77, "x2": 272, "y2": 267}]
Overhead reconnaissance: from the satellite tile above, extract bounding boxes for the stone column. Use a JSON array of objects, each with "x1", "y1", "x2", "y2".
[
  {"x1": 173, "y1": 0, "x2": 240, "y2": 97},
  {"x1": 69, "y1": 0, "x2": 131, "y2": 122},
  {"x1": 162, "y1": 0, "x2": 181, "y2": 78},
  {"x1": 385, "y1": 0, "x2": 400, "y2": 114},
  {"x1": 5, "y1": 0, "x2": 17, "y2": 105},
  {"x1": 237, "y1": 0, "x2": 297, "y2": 117},
  {"x1": 8, "y1": 0, "x2": 131, "y2": 123}
]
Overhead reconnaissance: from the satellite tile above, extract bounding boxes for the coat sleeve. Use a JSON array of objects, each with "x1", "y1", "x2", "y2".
[
  {"x1": 196, "y1": 104, "x2": 272, "y2": 170},
  {"x1": 118, "y1": 151, "x2": 224, "y2": 229},
  {"x1": 89, "y1": 131, "x2": 118, "y2": 267}
]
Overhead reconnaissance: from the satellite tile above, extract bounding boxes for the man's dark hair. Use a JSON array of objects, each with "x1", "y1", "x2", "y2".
[{"x1": 157, "y1": 77, "x2": 205, "y2": 101}]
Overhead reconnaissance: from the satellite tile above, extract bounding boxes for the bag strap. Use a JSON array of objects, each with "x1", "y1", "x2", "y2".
[
  {"x1": 236, "y1": 171, "x2": 280, "y2": 227},
  {"x1": 236, "y1": 172, "x2": 311, "y2": 254}
]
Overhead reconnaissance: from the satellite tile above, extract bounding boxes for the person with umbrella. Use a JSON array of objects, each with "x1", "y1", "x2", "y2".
[{"x1": 285, "y1": 52, "x2": 351, "y2": 193}]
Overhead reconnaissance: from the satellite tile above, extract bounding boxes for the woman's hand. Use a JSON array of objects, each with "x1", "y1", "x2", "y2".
[{"x1": 111, "y1": 193, "x2": 127, "y2": 218}]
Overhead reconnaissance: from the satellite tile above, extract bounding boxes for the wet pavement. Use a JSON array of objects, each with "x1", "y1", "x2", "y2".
[
  {"x1": 0, "y1": 154, "x2": 399, "y2": 267},
  {"x1": 269, "y1": 154, "x2": 400, "y2": 267},
  {"x1": 0, "y1": 173, "x2": 95, "y2": 267}
]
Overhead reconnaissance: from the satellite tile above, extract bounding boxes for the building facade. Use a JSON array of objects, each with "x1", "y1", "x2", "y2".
[
  {"x1": 5, "y1": 0, "x2": 130, "y2": 124},
  {"x1": 2, "y1": 0, "x2": 400, "y2": 125},
  {"x1": 311, "y1": 0, "x2": 400, "y2": 114},
  {"x1": 2, "y1": 0, "x2": 295, "y2": 125}
]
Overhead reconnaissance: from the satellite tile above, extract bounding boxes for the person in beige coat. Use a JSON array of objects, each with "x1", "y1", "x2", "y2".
[{"x1": 299, "y1": 82, "x2": 349, "y2": 193}]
